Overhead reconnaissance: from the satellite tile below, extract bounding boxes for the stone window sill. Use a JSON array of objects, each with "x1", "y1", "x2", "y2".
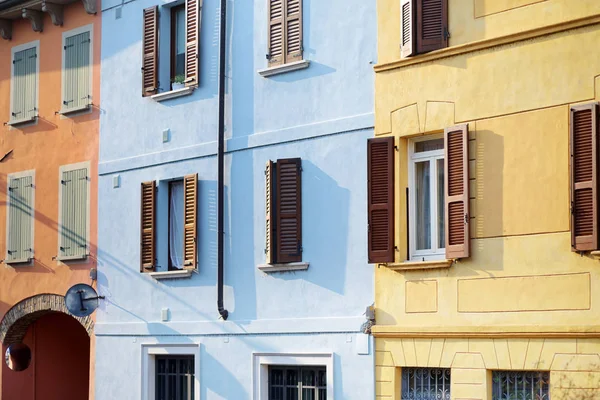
[
  {"x1": 56, "y1": 255, "x2": 87, "y2": 262},
  {"x1": 59, "y1": 104, "x2": 91, "y2": 116},
  {"x1": 258, "y1": 262, "x2": 310, "y2": 273},
  {"x1": 151, "y1": 87, "x2": 194, "y2": 102},
  {"x1": 380, "y1": 259, "x2": 453, "y2": 271},
  {"x1": 149, "y1": 269, "x2": 193, "y2": 280},
  {"x1": 7, "y1": 116, "x2": 36, "y2": 127},
  {"x1": 258, "y1": 60, "x2": 310, "y2": 77},
  {"x1": 5, "y1": 258, "x2": 31, "y2": 265}
]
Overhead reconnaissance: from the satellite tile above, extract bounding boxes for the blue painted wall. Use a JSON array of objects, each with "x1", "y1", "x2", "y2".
[{"x1": 96, "y1": 0, "x2": 376, "y2": 398}]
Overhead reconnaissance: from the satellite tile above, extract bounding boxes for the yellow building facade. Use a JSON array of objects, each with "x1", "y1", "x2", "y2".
[{"x1": 373, "y1": 1, "x2": 600, "y2": 399}]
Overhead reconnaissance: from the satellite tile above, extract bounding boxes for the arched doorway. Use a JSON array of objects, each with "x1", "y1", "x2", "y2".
[{"x1": 0, "y1": 294, "x2": 93, "y2": 400}]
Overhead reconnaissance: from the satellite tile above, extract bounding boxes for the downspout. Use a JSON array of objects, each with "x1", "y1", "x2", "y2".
[{"x1": 217, "y1": 0, "x2": 229, "y2": 320}]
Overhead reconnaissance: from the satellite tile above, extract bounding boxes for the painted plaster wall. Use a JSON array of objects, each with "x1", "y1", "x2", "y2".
[
  {"x1": 373, "y1": 2, "x2": 600, "y2": 400},
  {"x1": 0, "y1": 2, "x2": 100, "y2": 398}
]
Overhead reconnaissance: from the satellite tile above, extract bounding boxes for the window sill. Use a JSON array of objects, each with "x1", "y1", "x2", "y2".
[
  {"x1": 257, "y1": 262, "x2": 310, "y2": 273},
  {"x1": 149, "y1": 269, "x2": 193, "y2": 280},
  {"x1": 5, "y1": 258, "x2": 31, "y2": 265},
  {"x1": 151, "y1": 87, "x2": 194, "y2": 102},
  {"x1": 380, "y1": 259, "x2": 453, "y2": 271},
  {"x1": 59, "y1": 104, "x2": 91, "y2": 115},
  {"x1": 56, "y1": 255, "x2": 87, "y2": 262},
  {"x1": 7, "y1": 117, "x2": 36, "y2": 127},
  {"x1": 258, "y1": 60, "x2": 310, "y2": 77},
  {"x1": 590, "y1": 251, "x2": 600, "y2": 260}
]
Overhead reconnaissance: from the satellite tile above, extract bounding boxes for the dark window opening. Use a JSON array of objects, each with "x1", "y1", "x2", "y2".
[
  {"x1": 268, "y1": 366, "x2": 326, "y2": 400},
  {"x1": 155, "y1": 355, "x2": 194, "y2": 400},
  {"x1": 170, "y1": 4, "x2": 186, "y2": 83}
]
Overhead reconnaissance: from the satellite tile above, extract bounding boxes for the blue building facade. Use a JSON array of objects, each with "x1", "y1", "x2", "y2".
[{"x1": 95, "y1": 0, "x2": 376, "y2": 398}]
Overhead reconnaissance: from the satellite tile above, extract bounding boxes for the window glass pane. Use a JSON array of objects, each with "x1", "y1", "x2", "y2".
[
  {"x1": 415, "y1": 138, "x2": 444, "y2": 153},
  {"x1": 169, "y1": 180, "x2": 185, "y2": 268},
  {"x1": 415, "y1": 161, "x2": 431, "y2": 250},
  {"x1": 437, "y1": 158, "x2": 445, "y2": 248},
  {"x1": 174, "y1": 7, "x2": 186, "y2": 77}
]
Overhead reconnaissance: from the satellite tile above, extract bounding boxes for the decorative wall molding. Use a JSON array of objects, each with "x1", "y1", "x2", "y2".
[
  {"x1": 21, "y1": 9, "x2": 43, "y2": 32},
  {"x1": 0, "y1": 18, "x2": 12, "y2": 40},
  {"x1": 42, "y1": 1, "x2": 64, "y2": 26}
]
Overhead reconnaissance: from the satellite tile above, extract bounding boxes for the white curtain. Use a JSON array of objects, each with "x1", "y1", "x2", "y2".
[{"x1": 169, "y1": 181, "x2": 184, "y2": 269}]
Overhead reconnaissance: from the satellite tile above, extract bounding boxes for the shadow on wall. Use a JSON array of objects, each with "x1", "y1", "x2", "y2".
[{"x1": 201, "y1": 345, "x2": 248, "y2": 399}]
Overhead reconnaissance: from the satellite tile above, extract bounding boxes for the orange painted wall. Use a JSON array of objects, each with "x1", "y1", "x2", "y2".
[{"x1": 0, "y1": 0, "x2": 100, "y2": 397}]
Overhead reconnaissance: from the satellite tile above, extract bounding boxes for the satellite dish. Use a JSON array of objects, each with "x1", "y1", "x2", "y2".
[{"x1": 65, "y1": 283, "x2": 104, "y2": 318}]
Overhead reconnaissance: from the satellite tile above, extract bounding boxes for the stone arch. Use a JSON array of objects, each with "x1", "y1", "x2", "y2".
[{"x1": 0, "y1": 294, "x2": 93, "y2": 346}]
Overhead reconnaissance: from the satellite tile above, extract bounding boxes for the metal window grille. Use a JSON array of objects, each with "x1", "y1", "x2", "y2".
[
  {"x1": 155, "y1": 355, "x2": 194, "y2": 400},
  {"x1": 401, "y1": 368, "x2": 451, "y2": 400},
  {"x1": 268, "y1": 366, "x2": 326, "y2": 400},
  {"x1": 492, "y1": 371, "x2": 550, "y2": 400}
]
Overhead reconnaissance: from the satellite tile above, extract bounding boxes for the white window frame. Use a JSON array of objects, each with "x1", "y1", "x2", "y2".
[
  {"x1": 57, "y1": 161, "x2": 91, "y2": 261},
  {"x1": 5, "y1": 169, "x2": 35, "y2": 264},
  {"x1": 60, "y1": 24, "x2": 94, "y2": 115},
  {"x1": 252, "y1": 353, "x2": 334, "y2": 400},
  {"x1": 141, "y1": 344, "x2": 201, "y2": 400},
  {"x1": 9, "y1": 40, "x2": 40, "y2": 126},
  {"x1": 408, "y1": 135, "x2": 445, "y2": 261}
]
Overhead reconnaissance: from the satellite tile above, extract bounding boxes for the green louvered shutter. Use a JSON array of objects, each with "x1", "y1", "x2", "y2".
[
  {"x1": 63, "y1": 31, "x2": 91, "y2": 111},
  {"x1": 11, "y1": 47, "x2": 37, "y2": 122},
  {"x1": 6, "y1": 175, "x2": 33, "y2": 263},
  {"x1": 60, "y1": 167, "x2": 88, "y2": 260}
]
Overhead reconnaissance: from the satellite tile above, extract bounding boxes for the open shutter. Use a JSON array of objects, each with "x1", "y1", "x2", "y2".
[
  {"x1": 142, "y1": 6, "x2": 158, "y2": 97},
  {"x1": 367, "y1": 137, "x2": 395, "y2": 263},
  {"x1": 6, "y1": 175, "x2": 33, "y2": 263},
  {"x1": 265, "y1": 161, "x2": 275, "y2": 264},
  {"x1": 416, "y1": 0, "x2": 448, "y2": 54},
  {"x1": 445, "y1": 124, "x2": 470, "y2": 259},
  {"x1": 400, "y1": 0, "x2": 415, "y2": 58},
  {"x1": 184, "y1": 0, "x2": 202, "y2": 87},
  {"x1": 276, "y1": 158, "x2": 302, "y2": 263},
  {"x1": 285, "y1": 0, "x2": 302, "y2": 63},
  {"x1": 63, "y1": 31, "x2": 91, "y2": 111},
  {"x1": 59, "y1": 168, "x2": 88, "y2": 260},
  {"x1": 268, "y1": 0, "x2": 284, "y2": 67},
  {"x1": 183, "y1": 174, "x2": 198, "y2": 268},
  {"x1": 570, "y1": 103, "x2": 599, "y2": 251},
  {"x1": 141, "y1": 181, "x2": 156, "y2": 271}
]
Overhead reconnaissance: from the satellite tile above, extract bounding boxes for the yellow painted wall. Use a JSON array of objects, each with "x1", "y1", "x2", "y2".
[{"x1": 374, "y1": 1, "x2": 600, "y2": 399}]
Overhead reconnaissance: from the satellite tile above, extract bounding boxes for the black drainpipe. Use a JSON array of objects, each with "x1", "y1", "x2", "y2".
[{"x1": 217, "y1": 0, "x2": 229, "y2": 320}]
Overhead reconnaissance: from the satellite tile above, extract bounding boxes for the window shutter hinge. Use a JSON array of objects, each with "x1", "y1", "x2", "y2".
[
  {"x1": 464, "y1": 213, "x2": 468, "y2": 224},
  {"x1": 444, "y1": 28, "x2": 451, "y2": 40},
  {"x1": 266, "y1": 52, "x2": 271, "y2": 60}
]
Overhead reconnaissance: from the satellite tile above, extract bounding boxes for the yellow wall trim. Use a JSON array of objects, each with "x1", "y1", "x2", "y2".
[
  {"x1": 373, "y1": 328, "x2": 600, "y2": 339},
  {"x1": 373, "y1": 13, "x2": 600, "y2": 73}
]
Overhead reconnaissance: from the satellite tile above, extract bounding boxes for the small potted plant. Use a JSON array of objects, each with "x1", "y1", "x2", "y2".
[{"x1": 171, "y1": 74, "x2": 185, "y2": 91}]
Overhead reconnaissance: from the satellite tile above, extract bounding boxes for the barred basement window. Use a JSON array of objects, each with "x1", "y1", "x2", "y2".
[
  {"x1": 401, "y1": 368, "x2": 450, "y2": 400},
  {"x1": 155, "y1": 355, "x2": 195, "y2": 400},
  {"x1": 492, "y1": 371, "x2": 549, "y2": 400},
  {"x1": 268, "y1": 366, "x2": 326, "y2": 400}
]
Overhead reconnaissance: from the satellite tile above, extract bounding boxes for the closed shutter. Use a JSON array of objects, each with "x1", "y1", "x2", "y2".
[
  {"x1": 367, "y1": 137, "x2": 395, "y2": 263},
  {"x1": 276, "y1": 158, "x2": 302, "y2": 263},
  {"x1": 570, "y1": 103, "x2": 599, "y2": 251},
  {"x1": 59, "y1": 168, "x2": 88, "y2": 260},
  {"x1": 265, "y1": 161, "x2": 275, "y2": 264},
  {"x1": 416, "y1": 0, "x2": 448, "y2": 54},
  {"x1": 183, "y1": 174, "x2": 198, "y2": 268},
  {"x1": 140, "y1": 181, "x2": 156, "y2": 271},
  {"x1": 444, "y1": 124, "x2": 470, "y2": 259},
  {"x1": 285, "y1": 0, "x2": 302, "y2": 63},
  {"x1": 63, "y1": 31, "x2": 91, "y2": 111},
  {"x1": 268, "y1": 0, "x2": 284, "y2": 66},
  {"x1": 6, "y1": 175, "x2": 33, "y2": 263},
  {"x1": 400, "y1": 0, "x2": 415, "y2": 58},
  {"x1": 184, "y1": 0, "x2": 202, "y2": 87},
  {"x1": 11, "y1": 47, "x2": 37, "y2": 122},
  {"x1": 142, "y1": 6, "x2": 158, "y2": 97}
]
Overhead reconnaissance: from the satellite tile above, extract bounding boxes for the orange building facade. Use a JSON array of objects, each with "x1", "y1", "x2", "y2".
[{"x1": 0, "y1": 0, "x2": 99, "y2": 397}]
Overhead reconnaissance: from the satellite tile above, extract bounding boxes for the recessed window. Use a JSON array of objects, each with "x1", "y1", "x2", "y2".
[
  {"x1": 401, "y1": 368, "x2": 450, "y2": 400},
  {"x1": 268, "y1": 366, "x2": 326, "y2": 400},
  {"x1": 409, "y1": 137, "x2": 445, "y2": 260},
  {"x1": 492, "y1": 371, "x2": 549, "y2": 400},
  {"x1": 155, "y1": 355, "x2": 195, "y2": 400},
  {"x1": 170, "y1": 5, "x2": 186, "y2": 83}
]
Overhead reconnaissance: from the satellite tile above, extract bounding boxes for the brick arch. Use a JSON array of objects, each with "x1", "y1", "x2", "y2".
[{"x1": 0, "y1": 294, "x2": 93, "y2": 346}]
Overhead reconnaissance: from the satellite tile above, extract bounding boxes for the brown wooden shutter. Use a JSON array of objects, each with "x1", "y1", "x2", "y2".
[
  {"x1": 140, "y1": 181, "x2": 156, "y2": 271},
  {"x1": 265, "y1": 161, "x2": 275, "y2": 264},
  {"x1": 268, "y1": 0, "x2": 284, "y2": 66},
  {"x1": 184, "y1": 0, "x2": 202, "y2": 87},
  {"x1": 444, "y1": 124, "x2": 470, "y2": 259},
  {"x1": 183, "y1": 173, "x2": 198, "y2": 268},
  {"x1": 400, "y1": 0, "x2": 415, "y2": 58},
  {"x1": 570, "y1": 103, "x2": 599, "y2": 251},
  {"x1": 276, "y1": 158, "x2": 302, "y2": 263},
  {"x1": 142, "y1": 6, "x2": 158, "y2": 97},
  {"x1": 416, "y1": 0, "x2": 448, "y2": 54},
  {"x1": 367, "y1": 137, "x2": 395, "y2": 263},
  {"x1": 285, "y1": 0, "x2": 303, "y2": 63}
]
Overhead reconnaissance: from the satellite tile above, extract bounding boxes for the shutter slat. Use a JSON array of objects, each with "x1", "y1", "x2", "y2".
[
  {"x1": 182, "y1": 173, "x2": 198, "y2": 269},
  {"x1": 142, "y1": 6, "x2": 158, "y2": 96},
  {"x1": 367, "y1": 137, "x2": 395, "y2": 263},
  {"x1": 570, "y1": 103, "x2": 599, "y2": 251},
  {"x1": 285, "y1": 0, "x2": 302, "y2": 63},
  {"x1": 276, "y1": 158, "x2": 302, "y2": 263},
  {"x1": 401, "y1": 0, "x2": 415, "y2": 58},
  {"x1": 416, "y1": 0, "x2": 447, "y2": 54},
  {"x1": 268, "y1": 0, "x2": 284, "y2": 66},
  {"x1": 265, "y1": 161, "x2": 275, "y2": 264},
  {"x1": 140, "y1": 181, "x2": 156, "y2": 271},
  {"x1": 184, "y1": 0, "x2": 202, "y2": 87},
  {"x1": 444, "y1": 124, "x2": 470, "y2": 259}
]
